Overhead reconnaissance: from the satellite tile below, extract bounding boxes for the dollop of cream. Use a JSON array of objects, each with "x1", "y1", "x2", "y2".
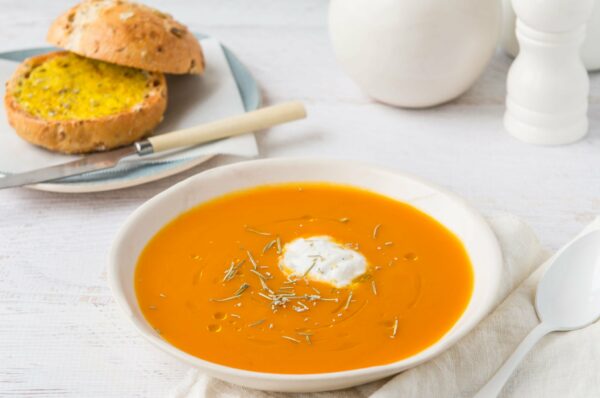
[{"x1": 279, "y1": 236, "x2": 367, "y2": 287}]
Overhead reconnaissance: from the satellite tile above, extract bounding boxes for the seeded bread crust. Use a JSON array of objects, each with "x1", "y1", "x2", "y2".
[
  {"x1": 4, "y1": 51, "x2": 168, "y2": 154},
  {"x1": 47, "y1": 0, "x2": 205, "y2": 75}
]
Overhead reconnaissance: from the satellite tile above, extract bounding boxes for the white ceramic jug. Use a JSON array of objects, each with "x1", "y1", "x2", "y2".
[
  {"x1": 329, "y1": 0, "x2": 501, "y2": 108},
  {"x1": 501, "y1": 0, "x2": 600, "y2": 71}
]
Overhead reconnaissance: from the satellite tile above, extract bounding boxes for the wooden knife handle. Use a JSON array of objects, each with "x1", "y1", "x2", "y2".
[{"x1": 145, "y1": 101, "x2": 307, "y2": 153}]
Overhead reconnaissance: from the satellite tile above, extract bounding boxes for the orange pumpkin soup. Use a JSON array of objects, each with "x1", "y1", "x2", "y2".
[{"x1": 135, "y1": 183, "x2": 473, "y2": 373}]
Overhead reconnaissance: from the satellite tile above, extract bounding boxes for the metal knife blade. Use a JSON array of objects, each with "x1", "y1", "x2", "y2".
[{"x1": 0, "y1": 146, "x2": 137, "y2": 189}]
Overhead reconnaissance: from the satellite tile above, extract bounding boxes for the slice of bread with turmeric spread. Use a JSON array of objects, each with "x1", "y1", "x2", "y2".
[
  {"x1": 4, "y1": 51, "x2": 167, "y2": 154},
  {"x1": 47, "y1": 0, "x2": 205, "y2": 75}
]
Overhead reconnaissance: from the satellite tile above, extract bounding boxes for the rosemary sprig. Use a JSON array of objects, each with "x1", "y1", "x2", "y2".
[
  {"x1": 306, "y1": 294, "x2": 338, "y2": 302},
  {"x1": 247, "y1": 250, "x2": 258, "y2": 270},
  {"x1": 257, "y1": 274, "x2": 274, "y2": 293},
  {"x1": 303, "y1": 258, "x2": 318, "y2": 278},
  {"x1": 262, "y1": 239, "x2": 277, "y2": 254},
  {"x1": 248, "y1": 269, "x2": 264, "y2": 280},
  {"x1": 292, "y1": 301, "x2": 309, "y2": 313},
  {"x1": 343, "y1": 291, "x2": 353, "y2": 311},
  {"x1": 391, "y1": 317, "x2": 399, "y2": 338},
  {"x1": 248, "y1": 319, "x2": 265, "y2": 328},
  {"x1": 282, "y1": 335, "x2": 301, "y2": 344},
  {"x1": 297, "y1": 331, "x2": 314, "y2": 344},
  {"x1": 222, "y1": 259, "x2": 245, "y2": 282},
  {"x1": 244, "y1": 225, "x2": 272, "y2": 236},
  {"x1": 210, "y1": 283, "x2": 250, "y2": 302},
  {"x1": 258, "y1": 292, "x2": 272, "y2": 301},
  {"x1": 373, "y1": 224, "x2": 382, "y2": 239},
  {"x1": 277, "y1": 287, "x2": 295, "y2": 295}
]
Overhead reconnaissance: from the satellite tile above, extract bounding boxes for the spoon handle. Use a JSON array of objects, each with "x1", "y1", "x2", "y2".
[{"x1": 474, "y1": 322, "x2": 554, "y2": 398}]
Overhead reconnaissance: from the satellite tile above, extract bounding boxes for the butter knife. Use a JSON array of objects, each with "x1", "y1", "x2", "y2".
[{"x1": 0, "y1": 101, "x2": 306, "y2": 189}]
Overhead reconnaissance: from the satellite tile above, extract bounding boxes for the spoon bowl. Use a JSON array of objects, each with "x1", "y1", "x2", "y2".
[{"x1": 536, "y1": 230, "x2": 600, "y2": 330}]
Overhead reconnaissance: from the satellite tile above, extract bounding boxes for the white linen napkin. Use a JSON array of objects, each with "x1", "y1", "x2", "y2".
[
  {"x1": 0, "y1": 37, "x2": 257, "y2": 174},
  {"x1": 169, "y1": 213, "x2": 600, "y2": 398}
]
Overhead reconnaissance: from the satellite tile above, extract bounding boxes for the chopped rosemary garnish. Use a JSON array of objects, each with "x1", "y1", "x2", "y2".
[
  {"x1": 230, "y1": 313, "x2": 241, "y2": 318},
  {"x1": 343, "y1": 291, "x2": 353, "y2": 311},
  {"x1": 384, "y1": 241, "x2": 393, "y2": 247},
  {"x1": 276, "y1": 236, "x2": 283, "y2": 254},
  {"x1": 210, "y1": 283, "x2": 250, "y2": 302},
  {"x1": 311, "y1": 287, "x2": 321, "y2": 295},
  {"x1": 371, "y1": 280, "x2": 378, "y2": 295},
  {"x1": 248, "y1": 319, "x2": 265, "y2": 327},
  {"x1": 373, "y1": 224, "x2": 382, "y2": 239},
  {"x1": 259, "y1": 291, "x2": 339, "y2": 312},
  {"x1": 244, "y1": 225, "x2": 272, "y2": 236},
  {"x1": 282, "y1": 335, "x2": 301, "y2": 344},
  {"x1": 339, "y1": 217, "x2": 350, "y2": 223}
]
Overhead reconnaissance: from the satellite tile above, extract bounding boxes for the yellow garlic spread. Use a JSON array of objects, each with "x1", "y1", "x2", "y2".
[{"x1": 14, "y1": 52, "x2": 150, "y2": 121}]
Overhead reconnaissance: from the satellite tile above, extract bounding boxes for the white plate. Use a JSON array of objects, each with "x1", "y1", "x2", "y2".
[
  {"x1": 0, "y1": 34, "x2": 260, "y2": 193},
  {"x1": 108, "y1": 158, "x2": 503, "y2": 392}
]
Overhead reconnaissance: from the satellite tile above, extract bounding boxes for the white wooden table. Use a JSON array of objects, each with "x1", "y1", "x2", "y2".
[{"x1": 0, "y1": 1, "x2": 599, "y2": 396}]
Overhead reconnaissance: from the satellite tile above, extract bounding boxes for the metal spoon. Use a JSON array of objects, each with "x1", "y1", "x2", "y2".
[{"x1": 475, "y1": 229, "x2": 600, "y2": 398}]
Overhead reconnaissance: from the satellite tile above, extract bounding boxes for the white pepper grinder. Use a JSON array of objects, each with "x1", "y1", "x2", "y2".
[{"x1": 505, "y1": 0, "x2": 594, "y2": 145}]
